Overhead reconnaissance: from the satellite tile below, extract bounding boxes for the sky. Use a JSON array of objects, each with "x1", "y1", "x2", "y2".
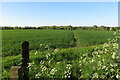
[
  {"x1": 1, "y1": 2, "x2": 118, "y2": 27},
  {"x1": 1, "y1": 0, "x2": 120, "y2": 2}
]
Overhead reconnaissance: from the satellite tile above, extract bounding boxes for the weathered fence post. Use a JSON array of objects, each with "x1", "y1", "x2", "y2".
[
  {"x1": 22, "y1": 41, "x2": 29, "y2": 80},
  {"x1": 10, "y1": 41, "x2": 29, "y2": 80}
]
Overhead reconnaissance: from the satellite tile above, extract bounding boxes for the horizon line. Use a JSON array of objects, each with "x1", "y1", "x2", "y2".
[{"x1": 0, "y1": 25, "x2": 118, "y2": 27}]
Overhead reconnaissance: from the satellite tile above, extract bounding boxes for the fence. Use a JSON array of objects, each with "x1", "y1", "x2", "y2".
[{"x1": 10, "y1": 41, "x2": 29, "y2": 80}]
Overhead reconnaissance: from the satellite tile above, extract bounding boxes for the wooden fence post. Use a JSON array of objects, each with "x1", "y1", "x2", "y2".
[
  {"x1": 10, "y1": 41, "x2": 29, "y2": 80},
  {"x1": 22, "y1": 41, "x2": 29, "y2": 80}
]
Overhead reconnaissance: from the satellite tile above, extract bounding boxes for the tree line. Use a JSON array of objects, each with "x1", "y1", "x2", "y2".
[{"x1": 1, "y1": 25, "x2": 120, "y2": 31}]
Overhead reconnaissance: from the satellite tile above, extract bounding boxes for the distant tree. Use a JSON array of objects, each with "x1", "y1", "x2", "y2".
[
  {"x1": 51, "y1": 25, "x2": 57, "y2": 29},
  {"x1": 16, "y1": 26, "x2": 22, "y2": 29},
  {"x1": 68, "y1": 25, "x2": 72, "y2": 30},
  {"x1": 99, "y1": 25, "x2": 105, "y2": 30},
  {"x1": 93, "y1": 25, "x2": 98, "y2": 30},
  {"x1": 72, "y1": 27, "x2": 77, "y2": 30},
  {"x1": 24, "y1": 26, "x2": 30, "y2": 29},
  {"x1": 93, "y1": 25, "x2": 97, "y2": 28},
  {"x1": 2, "y1": 26, "x2": 14, "y2": 29},
  {"x1": 110, "y1": 27, "x2": 116, "y2": 31},
  {"x1": 38, "y1": 26, "x2": 43, "y2": 29},
  {"x1": 32, "y1": 27, "x2": 36, "y2": 29},
  {"x1": 14, "y1": 26, "x2": 19, "y2": 29},
  {"x1": 105, "y1": 27, "x2": 110, "y2": 31}
]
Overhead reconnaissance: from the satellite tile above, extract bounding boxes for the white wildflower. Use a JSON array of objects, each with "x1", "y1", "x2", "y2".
[
  {"x1": 40, "y1": 60, "x2": 45, "y2": 64},
  {"x1": 57, "y1": 62, "x2": 60, "y2": 64},
  {"x1": 112, "y1": 52, "x2": 116, "y2": 59},
  {"x1": 114, "y1": 32, "x2": 117, "y2": 35},
  {"x1": 92, "y1": 73, "x2": 99, "y2": 78},
  {"x1": 35, "y1": 72, "x2": 41, "y2": 78},
  {"x1": 54, "y1": 48, "x2": 59, "y2": 53},
  {"x1": 116, "y1": 74, "x2": 120, "y2": 78},
  {"x1": 50, "y1": 68, "x2": 57, "y2": 75},
  {"x1": 35, "y1": 51, "x2": 38, "y2": 55},
  {"x1": 102, "y1": 66, "x2": 106, "y2": 69},
  {"x1": 28, "y1": 62, "x2": 34, "y2": 68},
  {"x1": 110, "y1": 68, "x2": 114, "y2": 72},
  {"x1": 91, "y1": 59, "x2": 95, "y2": 62},
  {"x1": 45, "y1": 53, "x2": 51, "y2": 59},
  {"x1": 64, "y1": 64, "x2": 72, "y2": 78},
  {"x1": 40, "y1": 44, "x2": 43, "y2": 47}
]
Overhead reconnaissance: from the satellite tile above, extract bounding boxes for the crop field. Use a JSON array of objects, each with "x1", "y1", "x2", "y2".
[
  {"x1": 73, "y1": 30, "x2": 115, "y2": 47},
  {"x1": 2, "y1": 30, "x2": 74, "y2": 56},
  {"x1": 2, "y1": 29, "x2": 119, "y2": 79},
  {"x1": 2, "y1": 30, "x2": 115, "y2": 56}
]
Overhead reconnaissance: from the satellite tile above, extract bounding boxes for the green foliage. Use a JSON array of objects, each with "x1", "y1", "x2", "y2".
[
  {"x1": 2, "y1": 55, "x2": 22, "y2": 69},
  {"x1": 73, "y1": 30, "x2": 115, "y2": 47},
  {"x1": 2, "y1": 30, "x2": 119, "y2": 79},
  {"x1": 2, "y1": 26, "x2": 120, "y2": 31},
  {"x1": 2, "y1": 45, "x2": 96, "y2": 79},
  {"x1": 2, "y1": 30, "x2": 115, "y2": 57},
  {"x1": 3, "y1": 40, "x2": 119, "y2": 79},
  {"x1": 2, "y1": 69, "x2": 9, "y2": 79},
  {"x1": 27, "y1": 37, "x2": 119, "y2": 79},
  {"x1": 2, "y1": 30, "x2": 74, "y2": 56}
]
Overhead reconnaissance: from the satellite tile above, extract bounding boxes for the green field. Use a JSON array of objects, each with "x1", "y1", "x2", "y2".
[
  {"x1": 74, "y1": 30, "x2": 115, "y2": 46},
  {"x1": 2, "y1": 30, "x2": 74, "y2": 56},
  {"x1": 2, "y1": 30, "x2": 119, "y2": 79},
  {"x1": 2, "y1": 30, "x2": 115, "y2": 56}
]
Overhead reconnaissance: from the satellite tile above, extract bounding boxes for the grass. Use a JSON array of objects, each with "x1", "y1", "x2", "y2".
[
  {"x1": 73, "y1": 30, "x2": 115, "y2": 47},
  {"x1": 2, "y1": 30, "x2": 115, "y2": 56},
  {"x1": 2, "y1": 29, "x2": 118, "y2": 79},
  {"x1": 2, "y1": 29, "x2": 74, "y2": 56},
  {"x1": 2, "y1": 45, "x2": 98, "y2": 78},
  {"x1": 2, "y1": 43, "x2": 118, "y2": 79}
]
